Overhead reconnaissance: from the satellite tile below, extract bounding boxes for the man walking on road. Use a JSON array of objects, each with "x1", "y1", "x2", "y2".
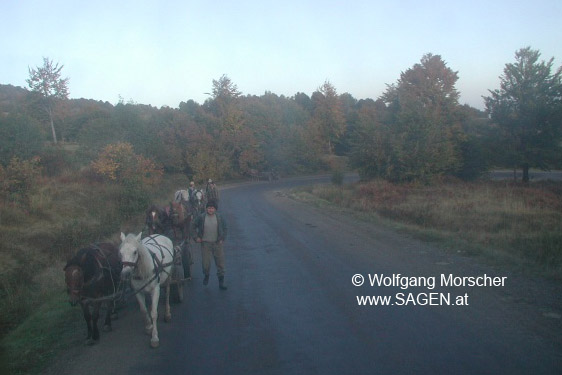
[
  {"x1": 191, "y1": 200, "x2": 228, "y2": 290},
  {"x1": 205, "y1": 179, "x2": 219, "y2": 207}
]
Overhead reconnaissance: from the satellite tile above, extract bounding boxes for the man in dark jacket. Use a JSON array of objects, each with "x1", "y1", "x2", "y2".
[
  {"x1": 191, "y1": 200, "x2": 228, "y2": 290},
  {"x1": 205, "y1": 179, "x2": 219, "y2": 206}
]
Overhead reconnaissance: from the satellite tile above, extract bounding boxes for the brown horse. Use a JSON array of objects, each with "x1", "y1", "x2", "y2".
[
  {"x1": 169, "y1": 201, "x2": 191, "y2": 240},
  {"x1": 145, "y1": 205, "x2": 171, "y2": 236},
  {"x1": 64, "y1": 243, "x2": 122, "y2": 345}
]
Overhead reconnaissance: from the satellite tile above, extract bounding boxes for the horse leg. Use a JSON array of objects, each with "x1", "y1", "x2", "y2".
[
  {"x1": 164, "y1": 282, "x2": 171, "y2": 323},
  {"x1": 91, "y1": 302, "x2": 100, "y2": 342},
  {"x1": 149, "y1": 286, "x2": 161, "y2": 348},
  {"x1": 81, "y1": 302, "x2": 94, "y2": 345},
  {"x1": 103, "y1": 301, "x2": 113, "y2": 332},
  {"x1": 135, "y1": 292, "x2": 153, "y2": 336}
]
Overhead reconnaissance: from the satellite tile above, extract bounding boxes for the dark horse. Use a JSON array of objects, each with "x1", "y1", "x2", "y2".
[
  {"x1": 169, "y1": 201, "x2": 192, "y2": 240},
  {"x1": 145, "y1": 204, "x2": 172, "y2": 236},
  {"x1": 64, "y1": 243, "x2": 122, "y2": 345}
]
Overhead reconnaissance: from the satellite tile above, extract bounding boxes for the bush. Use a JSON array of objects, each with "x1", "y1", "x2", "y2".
[
  {"x1": 0, "y1": 114, "x2": 45, "y2": 166},
  {"x1": 118, "y1": 178, "x2": 151, "y2": 220},
  {"x1": 331, "y1": 170, "x2": 344, "y2": 186},
  {"x1": 91, "y1": 142, "x2": 163, "y2": 186},
  {"x1": 0, "y1": 156, "x2": 42, "y2": 206}
]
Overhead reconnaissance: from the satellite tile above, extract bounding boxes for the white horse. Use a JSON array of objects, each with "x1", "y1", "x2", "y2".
[
  {"x1": 174, "y1": 189, "x2": 189, "y2": 204},
  {"x1": 191, "y1": 189, "x2": 206, "y2": 215},
  {"x1": 119, "y1": 233, "x2": 174, "y2": 348}
]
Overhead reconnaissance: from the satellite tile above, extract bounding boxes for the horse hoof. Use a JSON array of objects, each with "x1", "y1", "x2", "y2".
[
  {"x1": 103, "y1": 325, "x2": 112, "y2": 332},
  {"x1": 150, "y1": 340, "x2": 160, "y2": 348},
  {"x1": 164, "y1": 314, "x2": 172, "y2": 323},
  {"x1": 85, "y1": 339, "x2": 96, "y2": 346}
]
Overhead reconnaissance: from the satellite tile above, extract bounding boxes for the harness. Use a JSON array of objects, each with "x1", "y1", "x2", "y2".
[
  {"x1": 85, "y1": 244, "x2": 118, "y2": 288},
  {"x1": 75, "y1": 244, "x2": 122, "y2": 308},
  {"x1": 125, "y1": 235, "x2": 175, "y2": 294},
  {"x1": 82, "y1": 236, "x2": 177, "y2": 304}
]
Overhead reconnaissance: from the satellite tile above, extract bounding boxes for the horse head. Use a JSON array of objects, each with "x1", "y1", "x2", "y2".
[
  {"x1": 119, "y1": 232, "x2": 143, "y2": 279},
  {"x1": 64, "y1": 264, "x2": 84, "y2": 306},
  {"x1": 146, "y1": 205, "x2": 170, "y2": 235},
  {"x1": 63, "y1": 247, "x2": 98, "y2": 305},
  {"x1": 169, "y1": 201, "x2": 185, "y2": 225}
]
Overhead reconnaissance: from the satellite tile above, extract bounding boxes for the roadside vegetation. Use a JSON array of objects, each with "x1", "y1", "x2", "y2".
[
  {"x1": 293, "y1": 177, "x2": 562, "y2": 278},
  {"x1": 0, "y1": 164, "x2": 184, "y2": 375}
]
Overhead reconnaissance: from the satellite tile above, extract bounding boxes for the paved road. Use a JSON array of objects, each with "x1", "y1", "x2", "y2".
[{"x1": 46, "y1": 175, "x2": 562, "y2": 375}]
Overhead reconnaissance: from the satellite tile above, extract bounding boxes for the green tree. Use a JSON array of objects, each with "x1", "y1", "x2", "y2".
[
  {"x1": 484, "y1": 47, "x2": 562, "y2": 182},
  {"x1": 26, "y1": 57, "x2": 69, "y2": 144},
  {"x1": 309, "y1": 81, "x2": 346, "y2": 154},
  {"x1": 206, "y1": 75, "x2": 263, "y2": 177},
  {"x1": 349, "y1": 99, "x2": 392, "y2": 179},
  {"x1": 380, "y1": 53, "x2": 464, "y2": 182}
]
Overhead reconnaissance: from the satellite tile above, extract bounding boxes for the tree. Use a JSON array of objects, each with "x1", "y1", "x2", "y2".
[
  {"x1": 484, "y1": 47, "x2": 562, "y2": 182},
  {"x1": 309, "y1": 81, "x2": 346, "y2": 154},
  {"x1": 349, "y1": 99, "x2": 392, "y2": 179},
  {"x1": 378, "y1": 53, "x2": 464, "y2": 182},
  {"x1": 205, "y1": 75, "x2": 263, "y2": 177},
  {"x1": 26, "y1": 57, "x2": 69, "y2": 144},
  {"x1": 209, "y1": 74, "x2": 242, "y2": 131}
]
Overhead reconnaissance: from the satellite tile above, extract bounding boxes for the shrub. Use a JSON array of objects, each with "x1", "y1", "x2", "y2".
[
  {"x1": 91, "y1": 142, "x2": 163, "y2": 186},
  {"x1": 331, "y1": 170, "x2": 344, "y2": 186},
  {"x1": 0, "y1": 156, "x2": 42, "y2": 206}
]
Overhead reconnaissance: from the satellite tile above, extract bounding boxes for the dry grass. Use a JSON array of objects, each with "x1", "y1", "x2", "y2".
[
  {"x1": 0, "y1": 171, "x2": 186, "y2": 358},
  {"x1": 301, "y1": 179, "x2": 562, "y2": 277},
  {"x1": 0, "y1": 171, "x2": 187, "y2": 374}
]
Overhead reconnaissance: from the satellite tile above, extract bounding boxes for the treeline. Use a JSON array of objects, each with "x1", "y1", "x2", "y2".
[{"x1": 1, "y1": 47, "x2": 561, "y2": 197}]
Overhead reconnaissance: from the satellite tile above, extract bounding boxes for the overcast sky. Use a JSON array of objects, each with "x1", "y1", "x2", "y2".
[{"x1": 2, "y1": 0, "x2": 561, "y2": 110}]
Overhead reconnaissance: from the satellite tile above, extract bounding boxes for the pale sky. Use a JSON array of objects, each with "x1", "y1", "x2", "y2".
[{"x1": 2, "y1": 1, "x2": 561, "y2": 110}]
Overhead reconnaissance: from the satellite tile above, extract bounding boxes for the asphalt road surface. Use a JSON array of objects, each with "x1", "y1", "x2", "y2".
[{"x1": 45, "y1": 175, "x2": 562, "y2": 375}]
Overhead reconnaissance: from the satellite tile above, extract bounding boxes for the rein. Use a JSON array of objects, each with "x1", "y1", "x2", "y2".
[{"x1": 74, "y1": 244, "x2": 121, "y2": 307}]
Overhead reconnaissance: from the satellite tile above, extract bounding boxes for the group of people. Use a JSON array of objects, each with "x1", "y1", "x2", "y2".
[
  {"x1": 183, "y1": 179, "x2": 228, "y2": 291},
  {"x1": 182, "y1": 179, "x2": 219, "y2": 211}
]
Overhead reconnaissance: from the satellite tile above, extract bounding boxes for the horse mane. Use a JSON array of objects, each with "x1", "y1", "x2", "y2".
[
  {"x1": 64, "y1": 243, "x2": 121, "y2": 278},
  {"x1": 64, "y1": 247, "x2": 98, "y2": 283},
  {"x1": 64, "y1": 247, "x2": 92, "y2": 269}
]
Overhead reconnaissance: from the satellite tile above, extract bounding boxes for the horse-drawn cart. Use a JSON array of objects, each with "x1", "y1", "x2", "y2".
[{"x1": 169, "y1": 239, "x2": 193, "y2": 302}]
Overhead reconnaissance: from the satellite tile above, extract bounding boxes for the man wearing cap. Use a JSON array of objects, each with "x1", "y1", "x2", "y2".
[
  {"x1": 191, "y1": 200, "x2": 228, "y2": 290},
  {"x1": 187, "y1": 181, "x2": 196, "y2": 202},
  {"x1": 205, "y1": 179, "x2": 219, "y2": 206}
]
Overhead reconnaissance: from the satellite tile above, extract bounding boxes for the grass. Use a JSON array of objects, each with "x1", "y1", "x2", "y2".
[
  {"x1": 0, "y1": 292, "x2": 83, "y2": 375},
  {"x1": 0, "y1": 171, "x2": 187, "y2": 375},
  {"x1": 292, "y1": 178, "x2": 562, "y2": 278}
]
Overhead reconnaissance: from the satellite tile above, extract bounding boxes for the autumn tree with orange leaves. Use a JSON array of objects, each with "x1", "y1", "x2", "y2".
[{"x1": 92, "y1": 142, "x2": 163, "y2": 186}]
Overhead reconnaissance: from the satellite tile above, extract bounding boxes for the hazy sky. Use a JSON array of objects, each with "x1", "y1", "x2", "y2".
[{"x1": 2, "y1": 1, "x2": 561, "y2": 110}]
